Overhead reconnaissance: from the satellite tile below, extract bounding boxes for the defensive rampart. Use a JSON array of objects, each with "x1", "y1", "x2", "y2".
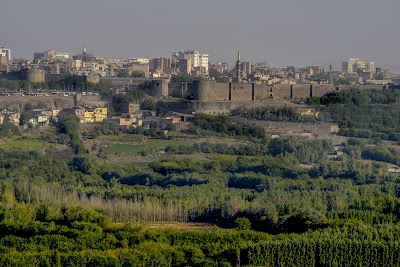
[
  {"x1": 154, "y1": 80, "x2": 387, "y2": 101},
  {"x1": 1, "y1": 70, "x2": 100, "y2": 85},
  {"x1": 155, "y1": 81, "x2": 388, "y2": 113},
  {"x1": 189, "y1": 81, "x2": 387, "y2": 101}
]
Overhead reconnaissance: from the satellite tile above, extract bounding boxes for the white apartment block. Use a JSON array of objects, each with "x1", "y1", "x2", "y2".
[
  {"x1": 200, "y1": 54, "x2": 209, "y2": 73},
  {"x1": 45, "y1": 50, "x2": 69, "y2": 60},
  {"x1": 342, "y1": 58, "x2": 375, "y2": 73},
  {"x1": 34, "y1": 50, "x2": 69, "y2": 60},
  {"x1": 173, "y1": 50, "x2": 199, "y2": 66},
  {"x1": 127, "y1": 58, "x2": 150, "y2": 64},
  {"x1": 173, "y1": 50, "x2": 209, "y2": 75}
]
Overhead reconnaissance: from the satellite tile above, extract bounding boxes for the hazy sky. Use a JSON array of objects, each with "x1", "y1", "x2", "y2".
[{"x1": 1, "y1": 0, "x2": 399, "y2": 71}]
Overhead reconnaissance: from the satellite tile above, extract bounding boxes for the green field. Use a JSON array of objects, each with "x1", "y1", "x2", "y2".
[
  {"x1": 102, "y1": 143, "x2": 144, "y2": 153},
  {"x1": 208, "y1": 154, "x2": 259, "y2": 161},
  {"x1": 103, "y1": 135, "x2": 144, "y2": 142},
  {"x1": 148, "y1": 139, "x2": 192, "y2": 148},
  {"x1": 0, "y1": 140, "x2": 47, "y2": 149},
  {"x1": 102, "y1": 139, "x2": 193, "y2": 153},
  {"x1": 129, "y1": 161, "x2": 152, "y2": 167}
]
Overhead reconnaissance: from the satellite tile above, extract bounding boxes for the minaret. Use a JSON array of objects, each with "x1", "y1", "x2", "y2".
[{"x1": 236, "y1": 51, "x2": 242, "y2": 83}]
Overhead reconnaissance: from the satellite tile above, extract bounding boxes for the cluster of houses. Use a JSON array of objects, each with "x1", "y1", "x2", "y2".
[
  {"x1": 295, "y1": 108, "x2": 319, "y2": 117},
  {"x1": 0, "y1": 104, "x2": 319, "y2": 132},
  {"x1": 0, "y1": 108, "x2": 60, "y2": 126},
  {"x1": 0, "y1": 110, "x2": 20, "y2": 125},
  {"x1": 0, "y1": 102, "x2": 189, "y2": 131}
]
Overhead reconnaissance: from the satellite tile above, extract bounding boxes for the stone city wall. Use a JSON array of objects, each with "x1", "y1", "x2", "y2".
[
  {"x1": 253, "y1": 120, "x2": 339, "y2": 135},
  {"x1": 159, "y1": 100, "x2": 295, "y2": 114},
  {"x1": 190, "y1": 81, "x2": 388, "y2": 101},
  {"x1": 81, "y1": 95, "x2": 107, "y2": 107},
  {"x1": 191, "y1": 81, "x2": 313, "y2": 101},
  {"x1": 0, "y1": 96, "x2": 74, "y2": 110},
  {"x1": 150, "y1": 79, "x2": 388, "y2": 102}
]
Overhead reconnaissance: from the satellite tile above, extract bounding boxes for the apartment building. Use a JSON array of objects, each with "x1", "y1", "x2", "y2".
[
  {"x1": 342, "y1": 58, "x2": 374, "y2": 74},
  {"x1": 0, "y1": 48, "x2": 11, "y2": 62},
  {"x1": 172, "y1": 50, "x2": 209, "y2": 75}
]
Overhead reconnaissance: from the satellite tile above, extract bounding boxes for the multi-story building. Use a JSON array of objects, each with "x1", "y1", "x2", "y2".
[
  {"x1": 75, "y1": 108, "x2": 86, "y2": 123},
  {"x1": 33, "y1": 52, "x2": 45, "y2": 59},
  {"x1": 127, "y1": 58, "x2": 150, "y2": 64},
  {"x1": 37, "y1": 115, "x2": 50, "y2": 125},
  {"x1": 342, "y1": 58, "x2": 374, "y2": 74},
  {"x1": 76, "y1": 108, "x2": 108, "y2": 123},
  {"x1": 178, "y1": 59, "x2": 192, "y2": 75},
  {"x1": 94, "y1": 108, "x2": 108, "y2": 122},
  {"x1": 41, "y1": 109, "x2": 60, "y2": 118},
  {"x1": 359, "y1": 70, "x2": 373, "y2": 82},
  {"x1": 241, "y1": 61, "x2": 251, "y2": 78},
  {"x1": 105, "y1": 118, "x2": 133, "y2": 128},
  {"x1": 84, "y1": 110, "x2": 95, "y2": 123},
  {"x1": 210, "y1": 62, "x2": 229, "y2": 74},
  {"x1": 34, "y1": 50, "x2": 69, "y2": 60},
  {"x1": 173, "y1": 50, "x2": 209, "y2": 75},
  {"x1": 375, "y1": 68, "x2": 391, "y2": 80},
  {"x1": 0, "y1": 48, "x2": 11, "y2": 62},
  {"x1": 199, "y1": 54, "x2": 209, "y2": 74},
  {"x1": 0, "y1": 54, "x2": 7, "y2": 65},
  {"x1": 306, "y1": 65, "x2": 321, "y2": 76},
  {"x1": 252, "y1": 62, "x2": 268, "y2": 71},
  {"x1": 67, "y1": 59, "x2": 83, "y2": 70},
  {"x1": 150, "y1": 57, "x2": 176, "y2": 74},
  {"x1": 173, "y1": 50, "x2": 199, "y2": 66},
  {"x1": 0, "y1": 111, "x2": 20, "y2": 126}
]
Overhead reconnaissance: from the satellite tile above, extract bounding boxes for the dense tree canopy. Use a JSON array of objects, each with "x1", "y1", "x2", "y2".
[{"x1": 0, "y1": 84, "x2": 399, "y2": 265}]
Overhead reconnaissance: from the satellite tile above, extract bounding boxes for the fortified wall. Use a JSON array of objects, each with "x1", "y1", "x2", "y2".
[
  {"x1": 45, "y1": 74, "x2": 99, "y2": 85},
  {"x1": 24, "y1": 69, "x2": 46, "y2": 83},
  {"x1": 1, "y1": 69, "x2": 100, "y2": 85},
  {"x1": 0, "y1": 69, "x2": 46, "y2": 83},
  {"x1": 150, "y1": 80, "x2": 386, "y2": 102}
]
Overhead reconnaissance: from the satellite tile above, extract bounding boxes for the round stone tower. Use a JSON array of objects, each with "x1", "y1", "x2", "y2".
[
  {"x1": 24, "y1": 69, "x2": 46, "y2": 83},
  {"x1": 193, "y1": 80, "x2": 210, "y2": 101},
  {"x1": 150, "y1": 79, "x2": 169, "y2": 98}
]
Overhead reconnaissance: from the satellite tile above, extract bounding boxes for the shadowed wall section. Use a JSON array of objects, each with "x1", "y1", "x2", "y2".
[{"x1": 150, "y1": 80, "x2": 387, "y2": 101}]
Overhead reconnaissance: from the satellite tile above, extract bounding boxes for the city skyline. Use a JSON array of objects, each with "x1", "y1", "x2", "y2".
[
  {"x1": 1, "y1": 0, "x2": 399, "y2": 71},
  {"x1": 0, "y1": 45, "x2": 393, "y2": 74}
]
